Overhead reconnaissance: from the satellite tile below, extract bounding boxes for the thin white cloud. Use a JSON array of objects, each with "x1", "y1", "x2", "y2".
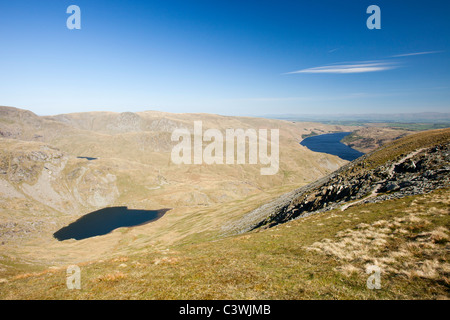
[
  {"x1": 285, "y1": 50, "x2": 443, "y2": 75},
  {"x1": 285, "y1": 61, "x2": 396, "y2": 74},
  {"x1": 328, "y1": 47, "x2": 341, "y2": 53},
  {"x1": 390, "y1": 50, "x2": 443, "y2": 58}
]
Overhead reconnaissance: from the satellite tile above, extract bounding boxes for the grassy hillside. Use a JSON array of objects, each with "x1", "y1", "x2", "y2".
[
  {"x1": 0, "y1": 106, "x2": 352, "y2": 278},
  {"x1": 1, "y1": 187, "x2": 448, "y2": 299},
  {"x1": 1, "y1": 108, "x2": 448, "y2": 299}
]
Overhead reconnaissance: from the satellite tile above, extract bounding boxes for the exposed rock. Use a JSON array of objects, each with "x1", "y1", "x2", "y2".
[
  {"x1": 382, "y1": 181, "x2": 399, "y2": 192},
  {"x1": 148, "y1": 118, "x2": 185, "y2": 132},
  {"x1": 223, "y1": 142, "x2": 450, "y2": 234},
  {"x1": 107, "y1": 112, "x2": 142, "y2": 133}
]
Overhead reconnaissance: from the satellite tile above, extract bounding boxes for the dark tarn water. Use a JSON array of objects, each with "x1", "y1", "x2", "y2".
[
  {"x1": 53, "y1": 207, "x2": 170, "y2": 241},
  {"x1": 300, "y1": 132, "x2": 364, "y2": 161},
  {"x1": 77, "y1": 156, "x2": 97, "y2": 161}
]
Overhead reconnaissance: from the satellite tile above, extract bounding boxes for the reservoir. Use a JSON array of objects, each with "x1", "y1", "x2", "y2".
[
  {"x1": 300, "y1": 132, "x2": 364, "y2": 161},
  {"x1": 53, "y1": 207, "x2": 170, "y2": 241}
]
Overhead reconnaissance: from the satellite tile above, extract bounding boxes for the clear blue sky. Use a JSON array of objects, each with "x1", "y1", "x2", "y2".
[{"x1": 0, "y1": 0, "x2": 449, "y2": 116}]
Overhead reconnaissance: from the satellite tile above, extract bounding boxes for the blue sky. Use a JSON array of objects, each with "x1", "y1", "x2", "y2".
[{"x1": 0, "y1": 0, "x2": 449, "y2": 116}]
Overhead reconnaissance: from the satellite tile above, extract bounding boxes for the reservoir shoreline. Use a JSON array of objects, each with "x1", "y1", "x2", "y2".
[{"x1": 300, "y1": 132, "x2": 364, "y2": 161}]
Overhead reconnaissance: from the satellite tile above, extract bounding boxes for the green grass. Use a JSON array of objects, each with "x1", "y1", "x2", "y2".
[{"x1": 1, "y1": 187, "x2": 448, "y2": 300}]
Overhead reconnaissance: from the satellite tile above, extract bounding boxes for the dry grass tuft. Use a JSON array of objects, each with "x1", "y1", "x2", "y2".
[
  {"x1": 94, "y1": 271, "x2": 127, "y2": 282},
  {"x1": 112, "y1": 256, "x2": 129, "y2": 263},
  {"x1": 153, "y1": 256, "x2": 179, "y2": 265},
  {"x1": 335, "y1": 264, "x2": 360, "y2": 276},
  {"x1": 307, "y1": 203, "x2": 449, "y2": 284}
]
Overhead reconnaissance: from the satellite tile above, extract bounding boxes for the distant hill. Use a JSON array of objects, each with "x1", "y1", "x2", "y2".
[{"x1": 264, "y1": 112, "x2": 450, "y2": 123}]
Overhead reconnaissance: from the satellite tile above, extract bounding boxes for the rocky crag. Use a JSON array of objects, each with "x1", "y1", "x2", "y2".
[{"x1": 223, "y1": 129, "x2": 450, "y2": 234}]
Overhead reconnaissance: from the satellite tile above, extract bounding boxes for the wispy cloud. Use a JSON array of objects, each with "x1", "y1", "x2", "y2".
[
  {"x1": 285, "y1": 49, "x2": 443, "y2": 75},
  {"x1": 284, "y1": 61, "x2": 396, "y2": 75},
  {"x1": 390, "y1": 50, "x2": 443, "y2": 58},
  {"x1": 328, "y1": 47, "x2": 341, "y2": 53}
]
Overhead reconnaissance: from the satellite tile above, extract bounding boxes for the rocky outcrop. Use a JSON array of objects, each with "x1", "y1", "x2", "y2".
[
  {"x1": 0, "y1": 144, "x2": 65, "y2": 184},
  {"x1": 104, "y1": 112, "x2": 144, "y2": 133},
  {"x1": 223, "y1": 142, "x2": 450, "y2": 234},
  {"x1": 0, "y1": 139, "x2": 120, "y2": 215}
]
